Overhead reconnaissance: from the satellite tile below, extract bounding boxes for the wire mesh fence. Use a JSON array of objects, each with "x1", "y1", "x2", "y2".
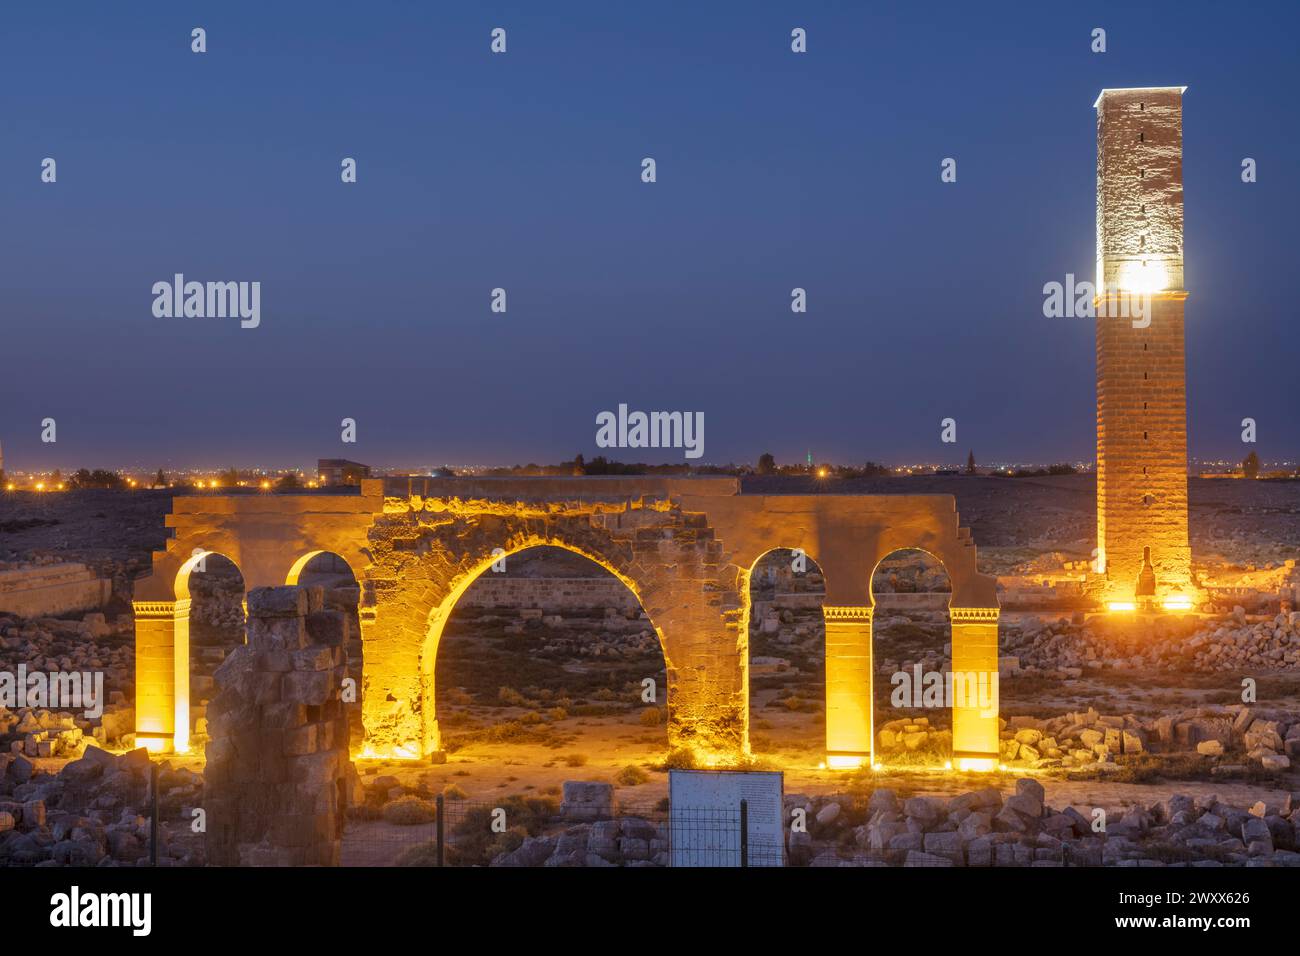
[
  {"x1": 342, "y1": 794, "x2": 1125, "y2": 867},
  {"x1": 340, "y1": 795, "x2": 918, "y2": 867}
]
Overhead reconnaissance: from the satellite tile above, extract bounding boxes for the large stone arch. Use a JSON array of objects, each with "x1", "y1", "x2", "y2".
[
  {"x1": 415, "y1": 536, "x2": 670, "y2": 757},
  {"x1": 359, "y1": 489, "x2": 744, "y2": 762}
]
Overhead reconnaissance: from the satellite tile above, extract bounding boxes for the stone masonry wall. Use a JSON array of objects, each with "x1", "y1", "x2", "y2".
[
  {"x1": 458, "y1": 576, "x2": 640, "y2": 612},
  {"x1": 203, "y1": 585, "x2": 352, "y2": 866}
]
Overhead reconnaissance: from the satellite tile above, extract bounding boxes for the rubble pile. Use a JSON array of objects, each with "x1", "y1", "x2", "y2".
[
  {"x1": 784, "y1": 780, "x2": 1300, "y2": 867},
  {"x1": 995, "y1": 705, "x2": 1297, "y2": 771},
  {"x1": 0, "y1": 745, "x2": 201, "y2": 866},
  {"x1": 0, "y1": 610, "x2": 135, "y2": 754},
  {"x1": 1004, "y1": 610, "x2": 1300, "y2": 675}
]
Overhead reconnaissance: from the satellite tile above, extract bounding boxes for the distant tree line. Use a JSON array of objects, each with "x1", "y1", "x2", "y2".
[
  {"x1": 481, "y1": 453, "x2": 903, "y2": 478},
  {"x1": 991, "y1": 463, "x2": 1079, "y2": 478},
  {"x1": 69, "y1": 468, "x2": 125, "y2": 489}
]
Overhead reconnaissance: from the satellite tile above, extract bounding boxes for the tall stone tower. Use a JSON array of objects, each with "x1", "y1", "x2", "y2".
[{"x1": 1094, "y1": 87, "x2": 1194, "y2": 609}]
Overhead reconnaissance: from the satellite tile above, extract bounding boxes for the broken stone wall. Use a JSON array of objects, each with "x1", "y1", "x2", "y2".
[{"x1": 204, "y1": 585, "x2": 352, "y2": 866}]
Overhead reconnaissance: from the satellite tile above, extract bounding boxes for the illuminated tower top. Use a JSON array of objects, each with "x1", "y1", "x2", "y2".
[{"x1": 1095, "y1": 87, "x2": 1187, "y2": 295}]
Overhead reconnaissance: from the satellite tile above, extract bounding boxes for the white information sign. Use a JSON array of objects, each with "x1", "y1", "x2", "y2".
[{"x1": 669, "y1": 769, "x2": 784, "y2": 867}]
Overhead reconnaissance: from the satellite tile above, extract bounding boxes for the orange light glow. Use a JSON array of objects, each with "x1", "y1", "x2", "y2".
[
  {"x1": 826, "y1": 754, "x2": 864, "y2": 771},
  {"x1": 1108, "y1": 601, "x2": 1136, "y2": 612}
]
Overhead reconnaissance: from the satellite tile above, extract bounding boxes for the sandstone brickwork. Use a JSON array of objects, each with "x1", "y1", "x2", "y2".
[
  {"x1": 203, "y1": 585, "x2": 352, "y2": 866},
  {"x1": 1095, "y1": 87, "x2": 1193, "y2": 605}
]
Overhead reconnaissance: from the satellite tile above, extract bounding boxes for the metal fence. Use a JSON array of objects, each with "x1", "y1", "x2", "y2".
[
  {"x1": 341, "y1": 794, "x2": 1130, "y2": 867},
  {"x1": 345, "y1": 795, "x2": 802, "y2": 867}
]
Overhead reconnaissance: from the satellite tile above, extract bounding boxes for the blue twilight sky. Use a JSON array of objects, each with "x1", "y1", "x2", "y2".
[{"x1": 2, "y1": 1, "x2": 1297, "y2": 472}]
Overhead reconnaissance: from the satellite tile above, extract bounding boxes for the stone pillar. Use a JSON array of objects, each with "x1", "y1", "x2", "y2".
[
  {"x1": 657, "y1": 601, "x2": 747, "y2": 763},
  {"x1": 204, "y1": 585, "x2": 352, "y2": 866},
  {"x1": 132, "y1": 599, "x2": 190, "y2": 753},
  {"x1": 823, "y1": 606, "x2": 873, "y2": 768},
  {"x1": 949, "y1": 607, "x2": 1000, "y2": 768}
]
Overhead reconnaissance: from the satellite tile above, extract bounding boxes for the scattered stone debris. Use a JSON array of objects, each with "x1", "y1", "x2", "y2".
[
  {"x1": 1004, "y1": 610, "x2": 1300, "y2": 674},
  {"x1": 0, "y1": 609, "x2": 136, "y2": 755},
  {"x1": 0, "y1": 744, "x2": 202, "y2": 866},
  {"x1": 782, "y1": 781, "x2": 1300, "y2": 867}
]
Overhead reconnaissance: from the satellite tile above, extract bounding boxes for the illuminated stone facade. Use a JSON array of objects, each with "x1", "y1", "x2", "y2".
[
  {"x1": 133, "y1": 477, "x2": 999, "y2": 766},
  {"x1": 1094, "y1": 87, "x2": 1195, "y2": 608}
]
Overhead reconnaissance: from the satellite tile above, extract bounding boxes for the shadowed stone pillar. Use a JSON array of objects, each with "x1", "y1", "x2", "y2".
[
  {"x1": 205, "y1": 585, "x2": 353, "y2": 866},
  {"x1": 949, "y1": 607, "x2": 1000, "y2": 768},
  {"x1": 823, "y1": 606, "x2": 873, "y2": 768},
  {"x1": 132, "y1": 599, "x2": 190, "y2": 753}
]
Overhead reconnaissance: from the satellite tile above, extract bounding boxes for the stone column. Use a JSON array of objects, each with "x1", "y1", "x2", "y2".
[
  {"x1": 822, "y1": 606, "x2": 874, "y2": 768},
  {"x1": 360, "y1": 601, "x2": 424, "y2": 759},
  {"x1": 949, "y1": 607, "x2": 1000, "y2": 768},
  {"x1": 132, "y1": 599, "x2": 190, "y2": 753},
  {"x1": 655, "y1": 595, "x2": 747, "y2": 764}
]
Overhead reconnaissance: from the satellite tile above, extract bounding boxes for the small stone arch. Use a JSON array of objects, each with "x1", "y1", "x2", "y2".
[
  {"x1": 868, "y1": 547, "x2": 957, "y2": 766},
  {"x1": 285, "y1": 550, "x2": 365, "y2": 750},
  {"x1": 284, "y1": 549, "x2": 367, "y2": 588},
  {"x1": 174, "y1": 548, "x2": 242, "y2": 601},
  {"x1": 743, "y1": 547, "x2": 828, "y2": 760},
  {"x1": 157, "y1": 549, "x2": 247, "y2": 753}
]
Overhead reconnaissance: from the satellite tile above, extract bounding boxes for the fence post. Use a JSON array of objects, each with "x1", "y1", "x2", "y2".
[
  {"x1": 435, "y1": 794, "x2": 445, "y2": 867},
  {"x1": 149, "y1": 761, "x2": 159, "y2": 866},
  {"x1": 739, "y1": 799, "x2": 748, "y2": 868}
]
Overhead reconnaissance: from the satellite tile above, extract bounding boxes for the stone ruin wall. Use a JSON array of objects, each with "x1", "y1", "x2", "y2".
[{"x1": 204, "y1": 585, "x2": 353, "y2": 866}]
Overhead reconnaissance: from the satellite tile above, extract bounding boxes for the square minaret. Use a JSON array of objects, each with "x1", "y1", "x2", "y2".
[{"x1": 1094, "y1": 87, "x2": 1193, "y2": 608}]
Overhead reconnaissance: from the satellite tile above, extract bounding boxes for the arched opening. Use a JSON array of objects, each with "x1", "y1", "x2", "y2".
[
  {"x1": 427, "y1": 544, "x2": 669, "y2": 790},
  {"x1": 175, "y1": 550, "x2": 245, "y2": 752},
  {"x1": 745, "y1": 548, "x2": 826, "y2": 765},
  {"x1": 870, "y1": 549, "x2": 954, "y2": 766},
  {"x1": 287, "y1": 551, "x2": 363, "y2": 751}
]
